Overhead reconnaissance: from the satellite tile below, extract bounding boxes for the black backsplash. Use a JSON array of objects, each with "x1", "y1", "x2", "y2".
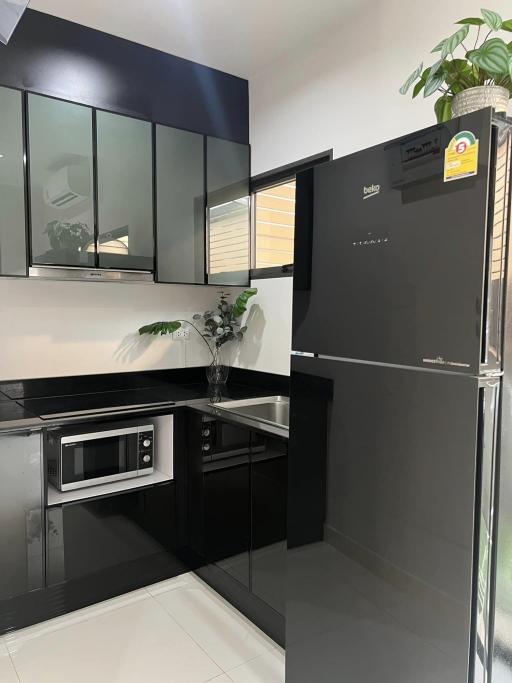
[{"x1": 0, "y1": 9, "x2": 248, "y2": 144}]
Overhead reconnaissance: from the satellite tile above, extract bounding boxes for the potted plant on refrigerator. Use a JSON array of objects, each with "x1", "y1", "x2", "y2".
[
  {"x1": 138, "y1": 288, "x2": 258, "y2": 385},
  {"x1": 400, "y1": 8, "x2": 512, "y2": 121}
]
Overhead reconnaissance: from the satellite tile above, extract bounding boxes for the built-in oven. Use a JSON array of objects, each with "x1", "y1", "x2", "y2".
[
  {"x1": 200, "y1": 416, "x2": 252, "y2": 462},
  {"x1": 46, "y1": 421, "x2": 154, "y2": 492}
]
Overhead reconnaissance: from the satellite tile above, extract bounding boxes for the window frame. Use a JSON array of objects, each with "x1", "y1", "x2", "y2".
[{"x1": 249, "y1": 149, "x2": 333, "y2": 279}]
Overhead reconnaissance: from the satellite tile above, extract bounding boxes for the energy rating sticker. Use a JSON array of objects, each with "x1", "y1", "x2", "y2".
[{"x1": 444, "y1": 131, "x2": 479, "y2": 182}]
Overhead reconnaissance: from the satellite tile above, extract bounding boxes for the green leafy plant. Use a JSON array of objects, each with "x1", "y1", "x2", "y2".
[
  {"x1": 45, "y1": 220, "x2": 92, "y2": 251},
  {"x1": 400, "y1": 8, "x2": 512, "y2": 122},
  {"x1": 138, "y1": 289, "x2": 258, "y2": 363}
]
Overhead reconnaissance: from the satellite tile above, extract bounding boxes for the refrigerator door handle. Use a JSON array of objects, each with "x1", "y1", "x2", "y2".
[{"x1": 471, "y1": 378, "x2": 500, "y2": 683}]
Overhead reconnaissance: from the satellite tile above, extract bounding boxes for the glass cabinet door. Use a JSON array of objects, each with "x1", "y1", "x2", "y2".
[
  {"x1": 0, "y1": 87, "x2": 27, "y2": 276},
  {"x1": 96, "y1": 111, "x2": 153, "y2": 271},
  {"x1": 28, "y1": 94, "x2": 95, "y2": 268},
  {"x1": 155, "y1": 125, "x2": 204, "y2": 283},
  {"x1": 206, "y1": 137, "x2": 250, "y2": 286}
]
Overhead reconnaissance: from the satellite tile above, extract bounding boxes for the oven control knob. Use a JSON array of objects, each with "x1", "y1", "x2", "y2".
[
  {"x1": 142, "y1": 454, "x2": 151, "y2": 463},
  {"x1": 202, "y1": 443, "x2": 210, "y2": 452},
  {"x1": 202, "y1": 429, "x2": 210, "y2": 437},
  {"x1": 143, "y1": 439, "x2": 151, "y2": 448}
]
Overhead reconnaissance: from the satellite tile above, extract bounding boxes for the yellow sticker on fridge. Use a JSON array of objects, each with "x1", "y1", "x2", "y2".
[{"x1": 444, "y1": 131, "x2": 479, "y2": 182}]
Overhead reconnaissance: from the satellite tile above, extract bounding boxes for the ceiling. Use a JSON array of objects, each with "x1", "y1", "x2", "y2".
[{"x1": 29, "y1": 0, "x2": 356, "y2": 79}]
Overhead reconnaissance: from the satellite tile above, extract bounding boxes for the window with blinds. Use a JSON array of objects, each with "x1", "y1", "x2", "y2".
[
  {"x1": 253, "y1": 180, "x2": 296, "y2": 269},
  {"x1": 208, "y1": 197, "x2": 250, "y2": 275}
]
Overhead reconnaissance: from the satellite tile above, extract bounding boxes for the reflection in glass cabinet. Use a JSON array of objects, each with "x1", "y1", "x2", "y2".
[
  {"x1": 96, "y1": 111, "x2": 154, "y2": 271},
  {"x1": 0, "y1": 431, "x2": 43, "y2": 601},
  {"x1": 28, "y1": 94, "x2": 95, "y2": 268},
  {"x1": 0, "y1": 86, "x2": 27, "y2": 276},
  {"x1": 155, "y1": 125, "x2": 204, "y2": 283},
  {"x1": 207, "y1": 137, "x2": 250, "y2": 286}
]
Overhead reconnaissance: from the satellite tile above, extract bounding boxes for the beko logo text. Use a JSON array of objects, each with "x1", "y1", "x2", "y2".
[{"x1": 363, "y1": 184, "x2": 380, "y2": 199}]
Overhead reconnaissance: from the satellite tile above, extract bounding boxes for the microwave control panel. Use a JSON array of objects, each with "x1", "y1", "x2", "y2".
[{"x1": 138, "y1": 426, "x2": 154, "y2": 470}]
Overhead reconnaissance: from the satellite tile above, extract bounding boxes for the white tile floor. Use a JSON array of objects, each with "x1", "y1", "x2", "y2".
[{"x1": 1, "y1": 573, "x2": 285, "y2": 683}]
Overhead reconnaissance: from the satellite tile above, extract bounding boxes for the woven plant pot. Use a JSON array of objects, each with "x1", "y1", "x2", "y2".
[{"x1": 452, "y1": 85, "x2": 509, "y2": 118}]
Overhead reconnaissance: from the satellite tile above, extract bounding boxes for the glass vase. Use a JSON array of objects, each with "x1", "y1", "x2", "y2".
[{"x1": 206, "y1": 347, "x2": 230, "y2": 385}]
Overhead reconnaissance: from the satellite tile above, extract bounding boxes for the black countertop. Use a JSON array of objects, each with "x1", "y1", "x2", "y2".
[
  {"x1": 0, "y1": 397, "x2": 39, "y2": 425},
  {"x1": 0, "y1": 368, "x2": 289, "y2": 433}
]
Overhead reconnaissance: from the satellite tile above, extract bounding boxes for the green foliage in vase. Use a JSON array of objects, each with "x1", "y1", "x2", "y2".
[
  {"x1": 138, "y1": 289, "x2": 258, "y2": 360},
  {"x1": 45, "y1": 220, "x2": 92, "y2": 251},
  {"x1": 400, "y1": 8, "x2": 512, "y2": 122}
]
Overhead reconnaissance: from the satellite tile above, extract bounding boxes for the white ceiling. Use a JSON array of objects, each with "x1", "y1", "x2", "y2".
[{"x1": 29, "y1": 0, "x2": 356, "y2": 79}]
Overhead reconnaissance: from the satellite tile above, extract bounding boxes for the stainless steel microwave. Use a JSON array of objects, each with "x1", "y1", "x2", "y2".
[{"x1": 46, "y1": 423, "x2": 154, "y2": 492}]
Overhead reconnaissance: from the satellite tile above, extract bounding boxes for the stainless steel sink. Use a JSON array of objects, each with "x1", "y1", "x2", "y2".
[{"x1": 215, "y1": 396, "x2": 289, "y2": 429}]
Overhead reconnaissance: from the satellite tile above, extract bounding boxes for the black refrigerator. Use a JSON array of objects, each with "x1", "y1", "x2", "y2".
[{"x1": 287, "y1": 108, "x2": 512, "y2": 683}]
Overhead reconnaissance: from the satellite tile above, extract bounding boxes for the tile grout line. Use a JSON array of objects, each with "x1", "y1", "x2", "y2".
[
  {"x1": 8, "y1": 651, "x2": 22, "y2": 683},
  {"x1": 223, "y1": 653, "x2": 266, "y2": 679},
  {"x1": 183, "y1": 574, "x2": 284, "y2": 655},
  {"x1": 3, "y1": 638, "x2": 22, "y2": 683},
  {"x1": 204, "y1": 673, "x2": 234, "y2": 683},
  {"x1": 146, "y1": 586, "x2": 276, "y2": 676},
  {"x1": 148, "y1": 593, "x2": 226, "y2": 677}
]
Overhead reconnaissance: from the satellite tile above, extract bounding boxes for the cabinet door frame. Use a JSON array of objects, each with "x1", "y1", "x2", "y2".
[{"x1": 27, "y1": 91, "x2": 96, "y2": 269}]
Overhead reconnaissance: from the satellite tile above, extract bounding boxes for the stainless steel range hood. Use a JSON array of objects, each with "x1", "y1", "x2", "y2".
[{"x1": 29, "y1": 266, "x2": 154, "y2": 283}]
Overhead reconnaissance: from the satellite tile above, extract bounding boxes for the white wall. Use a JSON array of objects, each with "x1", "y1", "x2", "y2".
[
  {"x1": 0, "y1": 279, "x2": 223, "y2": 380},
  {"x1": 233, "y1": 276, "x2": 293, "y2": 376},
  {"x1": 250, "y1": 0, "x2": 512, "y2": 175},
  {"x1": 0, "y1": 276, "x2": 292, "y2": 381},
  {"x1": 248, "y1": 0, "x2": 512, "y2": 378}
]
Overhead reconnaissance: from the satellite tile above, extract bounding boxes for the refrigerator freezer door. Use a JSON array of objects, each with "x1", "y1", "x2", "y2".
[
  {"x1": 287, "y1": 355, "x2": 497, "y2": 683},
  {"x1": 292, "y1": 109, "x2": 509, "y2": 374}
]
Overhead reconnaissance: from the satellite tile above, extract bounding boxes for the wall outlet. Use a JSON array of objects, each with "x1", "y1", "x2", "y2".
[{"x1": 172, "y1": 327, "x2": 190, "y2": 341}]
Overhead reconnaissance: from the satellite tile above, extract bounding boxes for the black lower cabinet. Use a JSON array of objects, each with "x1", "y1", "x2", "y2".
[
  {"x1": 0, "y1": 430, "x2": 45, "y2": 635},
  {"x1": 204, "y1": 459, "x2": 251, "y2": 588},
  {"x1": 47, "y1": 483, "x2": 178, "y2": 586},
  {"x1": 251, "y1": 434, "x2": 287, "y2": 615},
  {"x1": 187, "y1": 410, "x2": 287, "y2": 645},
  {"x1": 0, "y1": 481, "x2": 184, "y2": 635}
]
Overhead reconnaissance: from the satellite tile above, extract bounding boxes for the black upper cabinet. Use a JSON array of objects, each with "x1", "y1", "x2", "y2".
[
  {"x1": 96, "y1": 111, "x2": 154, "y2": 271},
  {"x1": 206, "y1": 137, "x2": 250, "y2": 286},
  {"x1": 155, "y1": 125, "x2": 205, "y2": 283},
  {"x1": 28, "y1": 96, "x2": 154, "y2": 272},
  {"x1": 28, "y1": 94, "x2": 95, "y2": 268},
  {"x1": 0, "y1": 86, "x2": 27, "y2": 276},
  {"x1": 19, "y1": 91, "x2": 250, "y2": 283}
]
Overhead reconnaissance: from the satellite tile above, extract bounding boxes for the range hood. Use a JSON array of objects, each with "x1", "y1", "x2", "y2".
[{"x1": 28, "y1": 266, "x2": 154, "y2": 283}]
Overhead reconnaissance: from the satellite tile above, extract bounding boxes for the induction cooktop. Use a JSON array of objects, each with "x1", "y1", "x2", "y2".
[{"x1": 19, "y1": 384, "x2": 205, "y2": 419}]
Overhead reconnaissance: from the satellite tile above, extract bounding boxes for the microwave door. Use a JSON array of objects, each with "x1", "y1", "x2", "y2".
[{"x1": 60, "y1": 428, "x2": 139, "y2": 491}]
